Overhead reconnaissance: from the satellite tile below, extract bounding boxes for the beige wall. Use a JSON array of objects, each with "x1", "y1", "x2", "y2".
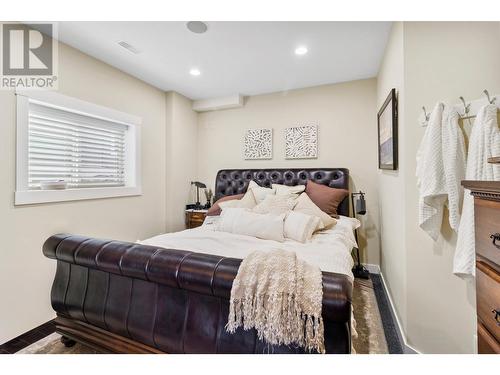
[
  {"x1": 165, "y1": 92, "x2": 199, "y2": 232},
  {"x1": 403, "y1": 22, "x2": 500, "y2": 354},
  {"x1": 197, "y1": 80, "x2": 381, "y2": 266},
  {"x1": 377, "y1": 21, "x2": 500, "y2": 354},
  {"x1": 376, "y1": 22, "x2": 408, "y2": 336},
  {"x1": 0, "y1": 42, "x2": 168, "y2": 343}
]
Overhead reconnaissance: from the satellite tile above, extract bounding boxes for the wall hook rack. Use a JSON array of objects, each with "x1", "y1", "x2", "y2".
[
  {"x1": 483, "y1": 89, "x2": 496, "y2": 104},
  {"x1": 459, "y1": 96, "x2": 470, "y2": 117},
  {"x1": 422, "y1": 106, "x2": 430, "y2": 122}
]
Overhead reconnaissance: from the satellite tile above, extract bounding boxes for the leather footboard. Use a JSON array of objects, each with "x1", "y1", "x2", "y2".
[{"x1": 43, "y1": 234, "x2": 353, "y2": 354}]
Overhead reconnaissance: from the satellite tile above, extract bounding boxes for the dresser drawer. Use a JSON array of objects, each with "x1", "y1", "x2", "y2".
[
  {"x1": 475, "y1": 198, "x2": 500, "y2": 267},
  {"x1": 476, "y1": 261, "x2": 500, "y2": 343},
  {"x1": 478, "y1": 321, "x2": 500, "y2": 354}
]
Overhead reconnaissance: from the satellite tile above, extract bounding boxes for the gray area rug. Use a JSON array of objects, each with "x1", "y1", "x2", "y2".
[{"x1": 18, "y1": 277, "x2": 390, "y2": 354}]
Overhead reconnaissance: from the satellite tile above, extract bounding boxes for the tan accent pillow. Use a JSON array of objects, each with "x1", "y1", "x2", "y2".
[
  {"x1": 293, "y1": 193, "x2": 336, "y2": 230},
  {"x1": 207, "y1": 194, "x2": 244, "y2": 216},
  {"x1": 272, "y1": 183, "x2": 305, "y2": 196},
  {"x1": 284, "y1": 211, "x2": 321, "y2": 243},
  {"x1": 248, "y1": 180, "x2": 276, "y2": 203},
  {"x1": 252, "y1": 194, "x2": 297, "y2": 215},
  {"x1": 219, "y1": 189, "x2": 257, "y2": 211},
  {"x1": 305, "y1": 180, "x2": 349, "y2": 218}
]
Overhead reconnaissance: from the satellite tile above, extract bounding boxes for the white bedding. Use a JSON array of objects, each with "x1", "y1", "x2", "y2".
[{"x1": 140, "y1": 215, "x2": 359, "y2": 280}]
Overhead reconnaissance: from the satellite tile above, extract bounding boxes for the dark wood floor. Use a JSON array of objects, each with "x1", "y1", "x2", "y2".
[{"x1": 0, "y1": 320, "x2": 55, "y2": 354}]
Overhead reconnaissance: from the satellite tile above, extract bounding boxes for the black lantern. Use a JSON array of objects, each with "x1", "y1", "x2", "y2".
[{"x1": 351, "y1": 191, "x2": 369, "y2": 279}]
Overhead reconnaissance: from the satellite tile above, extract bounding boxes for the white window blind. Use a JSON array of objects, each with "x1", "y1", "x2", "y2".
[
  {"x1": 16, "y1": 91, "x2": 141, "y2": 205},
  {"x1": 28, "y1": 102, "x2": 128, "y2": 190}
]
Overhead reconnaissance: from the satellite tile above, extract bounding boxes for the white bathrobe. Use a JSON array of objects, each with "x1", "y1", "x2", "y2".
[
  {"x1": 417, "y1": 103, "x2": 467, "y2": 240},
  {"x1": 454, "y1": 104, "x2": 500, "y2": 277},
  {"x1": 416, "y1": 103, "x2": 447, "y2": 241},
  {"x1": 442, "y1": 108, "x2": 467, "y2": 231}
]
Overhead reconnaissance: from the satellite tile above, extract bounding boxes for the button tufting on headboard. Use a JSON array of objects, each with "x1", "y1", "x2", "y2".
[{"x1": 214, "y1": 168, "x2": 350, "y2": 216}]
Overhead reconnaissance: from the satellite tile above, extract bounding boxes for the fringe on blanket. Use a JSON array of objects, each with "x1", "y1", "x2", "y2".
[
  {"x1": 226, "y1": 292, "x2": 325, "y2": 354},
  {"x1": 225, "y1": 249, "x2": 325, "y2": 354}
]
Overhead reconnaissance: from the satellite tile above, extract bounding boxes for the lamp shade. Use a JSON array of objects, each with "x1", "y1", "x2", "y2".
[
  {"x1": 191, "y1": 181, "x2": 207, "y2": 189},
  {"x1": 356, "y1": 194, "x2": 366, "y2": 215}
]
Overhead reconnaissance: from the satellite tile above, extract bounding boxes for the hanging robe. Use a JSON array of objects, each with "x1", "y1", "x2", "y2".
[
  {"x1": 454, "y1": 104, "x2": 500, "y2": 277},
  {"x1": 442, "y1": 108, "x2": 467, "y2": 232},
  {"x1": 416, "y1": 103, "x2": 447, "y2": 241}
]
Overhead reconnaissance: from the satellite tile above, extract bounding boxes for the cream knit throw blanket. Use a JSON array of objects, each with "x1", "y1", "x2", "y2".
[{"x1": 226, "y1": 249, "x2": 325, "y2": 353}]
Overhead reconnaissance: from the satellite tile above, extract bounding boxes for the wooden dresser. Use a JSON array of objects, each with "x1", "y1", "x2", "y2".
[{"x1": 463, "y1": 180, "x2": 500, "y2": 354}]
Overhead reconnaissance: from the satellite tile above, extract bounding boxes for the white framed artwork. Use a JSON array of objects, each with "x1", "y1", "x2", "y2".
[
  {"x1": 243, "y1": 128, "x2": 273, "y2": 160},
  {"x1": 285, "y1": 125, "x2": 318, "y2": 159}
]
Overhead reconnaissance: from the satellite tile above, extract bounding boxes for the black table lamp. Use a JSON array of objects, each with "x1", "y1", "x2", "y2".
[
  {"x1": 191, "y1": 181, "x2": 206, "y2": 210},
  {"x1": 351, "y1": 191, "x2": 370, "y2": 279}
]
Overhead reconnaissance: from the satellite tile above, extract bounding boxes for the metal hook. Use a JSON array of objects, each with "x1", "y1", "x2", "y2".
[
  {"x1": 483, "y1": 89, "x2": 496, "y2": 104},
  {"x1": 459, "y1": 96, "x2": 470, "y2": 117},
  {"x1": 422, "y1": 106, "x2": 430, "y2": 121}
]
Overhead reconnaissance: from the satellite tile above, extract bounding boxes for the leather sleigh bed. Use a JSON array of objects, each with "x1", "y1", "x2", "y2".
[{"x1": 43, "y1": 168, "x2": 354, "y2": 354}]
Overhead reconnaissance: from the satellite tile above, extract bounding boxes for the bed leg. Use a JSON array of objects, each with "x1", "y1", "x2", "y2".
[{"x1": 60, "y1": 336, "x2": 76, "y2": 348}]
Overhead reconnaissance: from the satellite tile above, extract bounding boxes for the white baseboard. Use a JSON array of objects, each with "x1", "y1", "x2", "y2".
[
  {"x1": 377, "y1": 271, "x2": 421, "y2": 354},
  {"x1": 362, "y1": 263, "x2": 380, "y2": 274}
]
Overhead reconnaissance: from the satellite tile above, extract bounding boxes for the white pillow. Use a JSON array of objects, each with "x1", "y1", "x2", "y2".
[
  {"x1": 219, "y1": 189, "x2": 257, "y2": 210},
  {"x1": 248, "y1": 180, "x2": 276, "y2": 203},
  {"x1": 252, "y1": 194, "x2": 297, "y2": 215},
  {"x1": 217, "y1": 208, "x2": 285, "y2": 242},
  {"x1": 272, "y1": 183, "x2": 305, "y2": 196},
  {"x1": 200, "y1": 215, "x2": 220, "y2": 231},
  {"x1": 293, "y1": 193, "x2": 337, "y2": 230},
  {"x1": 284, "y1": 211, "x2": 321, "y2": 243},
  {"x1": 334, "y1": 215, "x2": 361, "y2": 246}
]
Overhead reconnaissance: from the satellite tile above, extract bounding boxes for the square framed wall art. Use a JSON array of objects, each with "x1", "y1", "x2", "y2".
[
  {"x1": 284, "y1": 125, "x2": 318, "y2": 159},
  {"x1": 243, "y1": 128, "x2": 273, "y2": 160}
]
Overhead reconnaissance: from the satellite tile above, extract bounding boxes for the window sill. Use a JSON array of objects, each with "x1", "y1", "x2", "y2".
[{"x1": 14, "y1": 186, "x2": 142, "y2": 206}]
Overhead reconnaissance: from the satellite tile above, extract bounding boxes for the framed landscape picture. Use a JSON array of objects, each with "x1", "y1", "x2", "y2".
[{"x1": 377, "y1": 88, "x2": 398, "y2": 170}]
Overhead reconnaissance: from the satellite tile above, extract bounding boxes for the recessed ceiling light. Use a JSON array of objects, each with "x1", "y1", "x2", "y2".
[
  {"x1": 187, "y1": 21, "x2": 208, "y2": 34},
  {"x1": 294, "y1": 46, "x2": 308, "y2": 56},
  {"x1": 190, "y1": 68, "x2": 201, "y2": 76}
]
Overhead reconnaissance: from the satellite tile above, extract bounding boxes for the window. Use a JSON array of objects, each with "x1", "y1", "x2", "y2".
[{"x1": 15, "y1": 91, "x2": 141, "y2": 205}]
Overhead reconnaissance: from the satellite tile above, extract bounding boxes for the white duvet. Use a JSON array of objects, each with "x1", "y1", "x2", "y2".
[{"x1": 140, "y1": 215, "x2": 358, "y2": 280}]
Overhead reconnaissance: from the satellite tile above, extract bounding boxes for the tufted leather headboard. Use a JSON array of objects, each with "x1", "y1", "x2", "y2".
[{"x1": 214, "y1": 168, "x2": 350, "y2": 217}]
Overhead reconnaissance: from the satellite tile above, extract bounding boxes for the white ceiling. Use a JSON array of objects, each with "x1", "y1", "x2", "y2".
[{"x1": 56, "y1": 22, "x2": 392, "y2": 100}]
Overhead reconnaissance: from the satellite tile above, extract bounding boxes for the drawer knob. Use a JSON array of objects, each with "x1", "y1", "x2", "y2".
[
  {"x1": 493, "y1": 309, "x2": 500, "y2": 326},
  {"x1": 490, "y1": 233, "x2": 500, "y2": 247}
]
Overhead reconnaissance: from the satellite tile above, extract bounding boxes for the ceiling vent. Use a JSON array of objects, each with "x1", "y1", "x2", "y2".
[{"x1": 117, "y1": 41, "x2": 141, "y2": 54}]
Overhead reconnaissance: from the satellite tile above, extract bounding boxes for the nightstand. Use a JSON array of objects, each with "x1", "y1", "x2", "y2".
[{"x1": 185, "y1": 209, "x2": 208, "y2": 229}]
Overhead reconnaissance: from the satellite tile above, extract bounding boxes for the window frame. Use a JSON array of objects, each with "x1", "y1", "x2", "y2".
[{"x1": 15, "y1": 90, "x2": 142, "y2": 205}]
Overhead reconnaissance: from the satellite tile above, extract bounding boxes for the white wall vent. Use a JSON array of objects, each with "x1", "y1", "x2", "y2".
[
  {"x1": 192, "y1": 94, "x2": 244, "y2": 112},
  {"x1": 117, "y1": 41, "x2": 141, "y2": 54}
]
